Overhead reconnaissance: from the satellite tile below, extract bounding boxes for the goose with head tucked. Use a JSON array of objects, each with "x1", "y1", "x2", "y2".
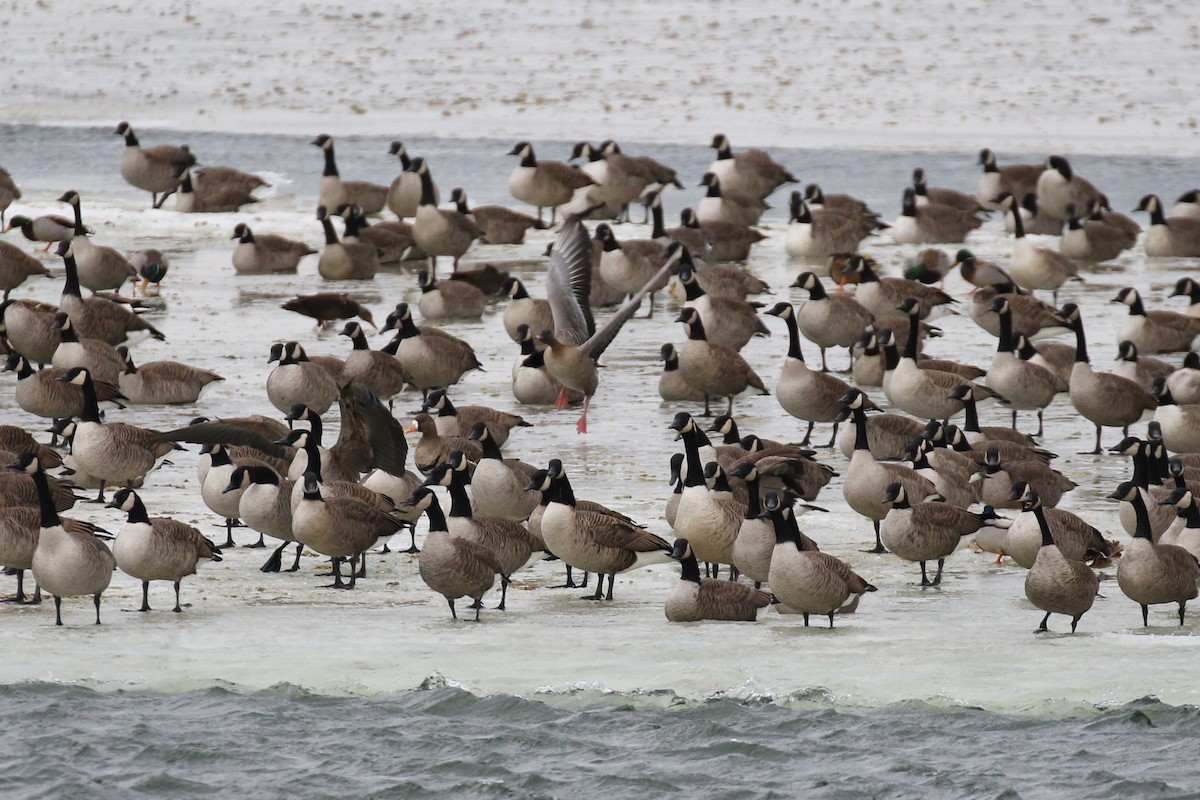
[
  {"x1": 174, "y1": 168, "x2": 258, "y2": 213},
  {"x1": 976, "y1": 149, "x2": 1043, "y2": 210},
  {"x1": 1034, "y1": 155, "x2": 1102, "y2": 221},
  {"x1": 912, "y1": 167, "x2": 986, "y2": 215},
  {"x1": 1060, "y1": 203, "x2": 1134, "y2": 263},
  {"x1": 1113, "y1": 287, "x2": 1200, "y2": 354}
]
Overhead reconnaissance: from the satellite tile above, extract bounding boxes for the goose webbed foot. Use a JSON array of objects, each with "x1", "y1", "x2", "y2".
[
  {"x1": 1035, "y1": 612, "x2": 1051, "y2": 633},
  {"x1": 260, "y1": 542, "x2": 287, "y2": 572},
  {"x1": 863, "y1": 524, "x2": 888, "y2": 554},
  {"x1": 245, "y1": 533, "x2": 266, "y2": 549}
]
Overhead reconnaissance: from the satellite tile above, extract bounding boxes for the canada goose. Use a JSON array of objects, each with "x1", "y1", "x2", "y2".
[
  {"x1": 339, "y1": 321, "x2": 409, "y2": 404},
  {"x1": 803, "y1": 183, "x2": 883, "y2": 219},
  {"x1": 1032, "y1": 155, "x2": 1100, "y2": 220},
  {"x1": 0, "y1": 452, "x2": 79, "y2": 510},
  {"x1": 53, "y1": 241, "x2": 164, "y2": 346},
  {"x1": 874, "y1": 329, "x2": 984, "y2": 388},
  {"x1": 968, "y1": 284, "x2": 1067, "y2": 341},
  {"x1": 173, "y1": 168, "x2": 258, "y2": 213},
  {"x1": 940, "y1": 388, "x2": 1039, "y2": 454},
  {"x1": 670, "y1": 415, "x2": 745, "y2": 571},
  {"x1": 707, "y1": 134, "x2": 795, "y2": 199},
  {"x1": 400, "y1": 487, "x2": 503, "y2": 619},
  {"x1": 892, "y1": 187, "x2": 982, "y2": 245},
  {"x1": 1060, "y1": 203, "x2": 1134, "y2": 263},
  {"x1": 335, "y1": 203, "x2": 415, "y2": 264},
  {"x1": 974, "y1": 445, "x2": 1076, "y2": 509},
  {"x1": 0, "y1": 425, "x2": 61, "y2": 469},
  {"x1": 282, "y1": 393, "x2": 409, "y2": 488},
  {"x1": 600, "y1": 140, "x2": 683, "y2": 202},
  {"x1": 130, "y1": 249, "x2": 168, "y2": 296},
  {"x1": 1113, "y1": 340, "x2": 1176, "y2": 393},
  {"x1": 1170, "y1": 277, "x2": 1200, "y2": 317},
  {"x1": 4, "y1": 353, "x2": 124, "y2": 421},
  {"x1": 784, "y1": 193, "x2": 872, "y2": 257},
  {"x1": 658, "y1": 200, "x2": 713, "y2": 260},
  {"x1": 54, "y1": 191, "x2": 135, "y2": 292},
  {"x1": 1002, "y1": 481, "x2": 1109, "y2": 568},
  {"x1": 851, "y1": 330, "x2": 885, "y2": 387},
  {"x1": 11, "y1": 454, "x2": 114, "y2": 625},
  {"x1": 1001, "y1": 193, "x2": 1064, "y2": 237},
  {"x1": 788, "y1": 271, "x2": 874, "y2": 371},
  {"x1": 837, "y1": 389, "x2": 936, "y2": 552},
  {"x1": 834, "y1": 409, "x2": 925, "y2": 462},
  {"x1": 1113, "y1": 287, "x2": 1200, "y2": 354},
  {"x1": 1151, "y1": 378, "x2": 1200, "y2": 454},
  {"x1": 496, "y1": 277, "x2": 553, "y2": 345},
  {"x1": 762, "y1": 302, "x2": 860, "y2": 446},
  {"x1": 316, "y1": 205, "x2": 378, "y2": 281},
  {"x1": 106, "y1": 488, "x2": 220, "y2": 612},
  {"x1": 1109, "y1": 438, "x2": 1183, "y2": 540},
  {"x1": 675, "y1": 251, "x2": 768, "y2": 351},
  {"x1": 379, "y1": 303, "x2": 481, "y2": 395},
  {"x1": 0, "y1": 506, "x2": 45, "y2": 603},
  {"x1": 422, "y1": 389, "x2": 529, "y2": 446},
  {"x1": 407, "y1": 160, "x2": 480, "y2": 276},
  {"x1": 1135, "y1": 193, "x2": 1200, "y2": 256},
  {"x1": 293, "y1": 473, "x2": 400, "y2": 588},
  {"x1": 537, "y1": 214, "x2": 678, "y2": 432},
  {"x1": 113, "y1": 122, "x2": 195, "y2": 207},
  {"x1": 670, "y1": 205, "x2": 767, "y2": 264},
  {"x1": 906, "y1": 441, "x2": 978, "y2": 509},
  {"x1": 1166, "y1": 351, "x2": 1200, "y2": 403},
  {"x1": 311, "y1": 134, "x2": 387, "y2": 214},
  {"x1": 113, "y1": 346, "x2": 222, "y2": 405},
  {"x1": 764, "y1": 491, "x2": 875, "y2": 627},
  {"x1": 727, "y1": 461, "x2": 825, "y2": 587},
  {"x1": 976, "y1": 149, "x2": 1043, "y2": 209},
  {"x1": 200, "y1": 440, "x2": 275, "y2": 547},
  {"x1": 665, "y1": 539, "x2": 771, "y2": 622},
  {"x1": 0, "y1": 240, "x2": 48, "y2": 300},
  {"x1": 1013, "y1": 333, "x2": 1074, "y2": 388},
  {"x1": 512, "y1": 327, "x2": 577, "y2": 406},
  {"x1": 987, "y1": 297, "x2": 1067, "y2": 436},
  {"x1": 880, "y1": 483, "x2": 991, "y2": 585},
  {"x1": 404, "y1": 413, "x2": 482, "y2": 475},
  {"x1": 282, "y1": 292, "x2": 374, "y2": 330},
  {"x1": 594, "y1": 223, "x2": 671, "y2": 317},
  {"x1": 266, "y1": 341, "x2": 339, "y2": 418},
  {"x1": 1169, "y1": 189, "x2": 1200, "y2": 219},
  {"x1": 232, "y1": 223, "x2": 316, "y2": 275},
  {"x1": 385, "y1": 141, "x2": 436, "y2": 218},
  {"x1": 1083, "y1": 197, "x2": 1140, "y2": 236},
  {"x1": 446, "y1": 188, "x2": 543, "y2": 246},
  {"x1": 570, "y1": 141, "x2": 653, "y2": 218},
  {"x1": 507, "y1": 141, "x2": 594, "y2": 225},
  {"x1": 1112, "y1": 484, "x2": 1200, "y2": 626},
  {"x1": 49, "y1": 311, "x2": 123, "y2": 385},
  {"x1": 996, "y1": 194, "x2": 1079, "y2": 303},
  {"x1": 0, "y1": 166, "x2": 20, "y2": 226},
  {"x1": 911, "y1": 167, "x2": 986, "y2": 214},
  {"x1": 193, "y1": 165, "x2": 268, "y2": 196},
  {"x1": 416, "y1": 268, "x2": 487, "y2": 321},
  {"x1": 537, "y1": 460, "x2": 672, "y2": 600},
  {"x1": 1021, "y1": 489, "x2": 1099, "y2": 633},
  {"x1": 464, "y1": 422, "x2": 541, "y2": 521},
  {"x1": 224, "y1": 466, "x2": 301, "y2": 572},
  {"x1": 654, "y1": 343, "x2": 704, "y2": 403},
  {"x1": 675, "y1": 308, "x2": 768, "y2": 417},
  {"x1": 949, "y1": 249, "x2": 1015, "y2": 290},
  {"x1": 696, "y1": 172, "x2": 767, "y2": 227},
  {"x1": 2, "y1": 213, "x2": 76, "y2": 251},
  {"x1": 841, "y1": 255, "x2": 956, "y2": 319},
  {"x1": 1160, "y1": 484, "x2": 1200, "y2": 559}
]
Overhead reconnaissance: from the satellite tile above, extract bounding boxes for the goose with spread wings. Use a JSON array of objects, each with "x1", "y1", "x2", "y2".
[{"x1": 536, "y1": 214, "x2": 679, "y2": 433}]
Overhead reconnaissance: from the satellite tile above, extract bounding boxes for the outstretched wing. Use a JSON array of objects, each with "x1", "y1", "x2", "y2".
[
  {"x1": 581, "y1": 245, "x2": 680, "y2": 361},
  {"x1": 545, "y1": 215, "x2": 595, "y2": 345}
]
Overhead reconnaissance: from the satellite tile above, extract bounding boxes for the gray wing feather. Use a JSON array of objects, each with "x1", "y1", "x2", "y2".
[
  {"x1": 546, "y1": 215, "x2": 595, "y2": 344},
  {"x1": 581, "y1": 250, "x2": 679, "y2": 361}
]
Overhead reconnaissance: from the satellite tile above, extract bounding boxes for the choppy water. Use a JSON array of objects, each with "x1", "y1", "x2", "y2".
[{"x1": 3, "y1": 682, "x2": 1199, "y2": 800}]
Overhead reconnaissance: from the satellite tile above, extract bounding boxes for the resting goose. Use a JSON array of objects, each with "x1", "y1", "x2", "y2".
[
  {"x1": 1135, "y1": 194, "x2": 1200, "y2": 257},
  {"x1": 1152, "y1": 378, "x2": 1200, "y2": 454},
  {"x1": 0, "y1": 239, "x2": 48, "y2": 300},
  {"x1": 497, "y1": 277, "x2": 553, "y2": 345},
  {"x1": 465, "y1": 423, "x2": 541, "y2": 521},
  {"x1": 316, "y1": 205, "x2": 379, "y2": 281},
  {"x1": 113, "y1": 121, "x2": 195, "y2": 207},
  {"x1": 707, "y1": 134, "x2": 796, "y2": 200},
  {"x1": 339, "y1": 321, "x2": 409, "y2": 406},
  {"x1": 784, "y1": 193, "x2": 872, "y2": 257},
  {"x1": 507, "y1": 141, "x2": 594, "y2": 225},
  {"x1": 665, "y1": 539, "x2": 772, "y2": 622},
  {"x1": 1114, "y1": 341, "x2": 1176, "y2": 394},
  {"x1": 1005, "y1": 194, "x2": 1064, "y2": 237},
  {"x1": 379, "y1": 303, "x2": 481, "y2": 396},
  {"x1": 696, "y1": 172, "x2": 767, "y2": 227},
  {"x1": 1002, "y1": 481, "x2": 1109, "y2": 569},
  {"x1": 422, "y1": 389, "x2": 529, "y2": 445},
  {"x1": 1166, "y1": 351, "x2": 1200, "y2": 403},
  {"x1": 50, "y1": 312, "x2": 123, "y2": 385},
  {"x1": 1060, "y1": 203, "x2": 1134, "y2": 263},
  {"x1": 417, "y1": 269, "x2": 487, "y2": 320},
  {"x1": 233, "y1": 224, "x2": 316, "y2": 275},
  {"x1": 1170, "y1": 277, "x2": 1200, "y2": 317},
  {"x1": 174, "y1": 168, "x2": 258, "y2": 213},
  {"x1": 115, "y1": 346, "x2": 223, "y2": 405},
  {"x1": 1034, "y1": 155, "x2": 1102, "y2": 221},
  {"x1": 336, "y1": 204, "x2": 414, "y2": 264},
  {"x1": 891, "y1": 187, "x2": 982, "y2": 244},
  {"x1": 976, "y1": 149, "x2": 1043, "y2": 209},
  {"x1": 312, "y1": 134, "x2": 388, "y2": 214},
  {"x1": 912, "y1": 167, "x2": 986, "y2": 214},
  {"x1": 968, "y1": 285, "x2": 1067, "y2": 341},
  {"x1": 669, "y1": 205, "x2": 766, "y2": 264},
  {"x1": 570, "y1": 141, "x2": 653, "y2": 219},
  {"x1": 1113, "y1": 287, "x2": 1200, "y2": 354},
  {"x1": 1022, "y1": 489, "x2": 1099, "y2": 634},
  {"x1": 675, "y1": 249, "x2": 768, "y2": 350},
  {"x1": 840, "y1": 254, "x2": 956, "y2": 320},
  {"x1": 5, "y1": 353, "x2": 125, "y2": 422}
]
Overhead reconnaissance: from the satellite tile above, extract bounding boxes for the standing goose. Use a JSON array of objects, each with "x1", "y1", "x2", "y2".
[
  {"x1": 115, "y1": 346, "x2": 223, "y2": 405},
  {"x1": 1114, "y1": 483, "x2": 1200, "y2": 626},
  {"x1": 50, "y1": 312, "x2": 123, "y2": 385},
  {"x1": 379, "y1": 302, "x2": 481, "y2": 396},
  {"x1": 401, "y1": 486, "x2": 503, "y2": 620},
  {"x1": 13, "y1": 454, "x2": 114, "y2": 625},
  {"x1": 4, "y1": 353, "x2": 125, "y2": 422},
  {"x1": 536, "y1": 214, "x2": 679, "y2": 433},
  {"x1": 788, "y1": 271, "x2": 874, "y2": 371},
  {"x1": 107, "y1": 488, "x2": 221, "y2": 612},
  {"x1": 880, "y1": 483, "x2": 995, "y2": 585},
  {"x1": 0, "y1": 239, "x2": 48, "y2": 300},
  {"x1": 891, "y1": 187, "x2": 982, "y2": 245},
  {"x1": 707, "y1": 134, "x2": 795, "y2": 199},
  {"x1": 113, "y1": 121, "x2": 195, "y2": 207},
  {"x1": 1061, "y1": 302, "x2": 1156, "y2": 453},
  {"x1": 675, "y1": 249, "x2": 768, "y2": 350},
  {"x1": 912, "y1": 167, "x2": 986, "y2": 214},
  {"x1": 200, "y1": 442, "x2": 273, "y2": 547},
  {"x1": 669, "y1": 205, "x2": 766, "y2": 263},
  {"x1": 55, "y1": 241, "x2": 164, "y2": 346},
  {"x1": 449, "y1": 187, "x2": 544, "y2": 245},
  {"x1": 728, "y1": 461, "x2": 825, "y2": 588},
  {"x1": 292, "y1": 474, "x2": 401, "y2": 589},
  {"x1": 57, "y1": 191, "x2": 136, "y2": 292},
  {"x1": 658, "y1": 343, "x2": 706, "y2": 403},
  {"x1": 1134, "y1": 194, "x2": 1200, "y2": 256},
  {"x1": 409, "y1": 160, "x2": 480, "y2": 276},
  {"x1": 942, "y1": 387, "x2": 1041, "y2": 450},
  {"x1": 422, "y1": 389, "x2": 529, "y2": 445},
  {"x1": 1114, "y1": 340, "x2": 1176, "y2": 394},
  {"x1": 232, "y1": 223, "x2": 316, "y2": 274},
  {"x1": 225, "y1": 466, "x2": 301, "y2": 573},
  {"x1": 1152, "y1": 378, "x2": 1200, "y2": 454},
  {"x1": 1060, "y1": 203, "x2": 1134, "y2": 263},
  {"x1": 316, "y1": 205, "x2": 379, "y2": 281},
  {"x1": 986, "y1": 297, "x2": 1067, "y2": 436},
  {"x1": 538, "y1": 460, "x2": 672, "y2": 601},
  {"x1": 974, "y1": 445, "x2": 1076, "y2": 509},
  {"x1": 840, "y1": 254, "x2": 956, "y2": 320},
  {"x1": 507, "y1": 141, "x2": 595, "y2": 225},
  {"x1": 837, "y1": 389, "x2": 936, "y2": 552},
  {"x1": 570, "y1": 141, "x2": 653, "y2": 219},
  {"x1": 1106, "y1": 438, "x2": 1179, "y2": 540},
  {"x1": 416, "y1": 268, "x2": 487, "y2": 320},
  {"x1": 999, "y1": 193, "x2": 1078, "y2": 303},
  {"x1": 339, "y1": 321, "x2": 409, "y2": 405},
  {"x1": 0, "y1": 166, "x2": 20, "y2": 226},
  {"x1": 764, "y1": 491, "x2": 875, "y2": 628},
  {"x1": 783, "y1": 193, "x2": 872, "y2": 258},
  {"x1": 312, "y1": 134, "x2": 387, "y2": 214},
  {"x1": 696, "y1": 172, "x2": 767, "y2": 227},
  {"x1": 385, "y1": 141, "x2": 436, "y2": 218},
  {"x1": 600, "y1": 140, "x2": 683, "y2": 206},
  {"x1": 497, "y1": 277, "x2": 554, "y2": 345},
  {"x1": 173, "y1": 168, "x2": 258, "y2": 213},
  {"x1": 266, "y1": 341, "x2": 339, "y2": 418},
  {"x1": 764, "y1": 301, "x2": 860, "y2": 447},
  {"x1": 513, "y1": 328, "x2": 577, "y2": 406},
  {"x1": 1113, "y1": 287, "x2": 1200, "y2": 354},
  {"x1": 976, "y1": 149, "x2": 1043, "y2": 209},
  {"x1": 1002, "y1": 481, "x2": 1110, "y2": 569},
  {"x1": 675, "y1": 308, "x2": 768, "y2": 417},
  {"x1": 669, "y1": 414, "x2": 745, "y2": 573},
  {"x1": 1022, "y1": 489, "x2": 1099, "y2": 633},
  {"x1": 665, "y1": 539, "x2": 772, "y2": 622},
  {"x1": 595, "y1": 223, "x2": 671, "y2": 317},
  {"x1": 1034, "y1": 155, "x2": 1102, "y2": 221},
  {"x1": 1160, "y1": 484, "x2": 1200, "y2": 559},
  {"x1": 465, "y1": 422, "x2": 541, "y2": 521}
]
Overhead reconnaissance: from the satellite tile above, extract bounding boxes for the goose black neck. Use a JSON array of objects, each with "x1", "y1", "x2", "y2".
[
  {"x1": 1032, "y1": 505, "x2": 1054, "y2": 547},
  {"x1": 1148, "y1": 201, "x2": 1167, "y2": 226},
  {"x1": 662, "y1": 351, "x2": 679, "y2": 372},
  {"x1": 61, "y1": 254, "x2": 82, "y2": 299},
  {"x1": 122, "y1": 129, "x2": 139, "y2": 147},
  {"x1": 179, "y1": 172, "x2": 194, "y2": 194},
  {"x1": 996, "y1": 308, "x2": 1014, "y2": 354},
  {"x1": 1130, "y1": 449, "x2": 1150, "y2": 489},
  {"x1": 1010, "y1": 204, "x2": 1026, "y2": 239},
  {"x1": 305, "y1": 414, "x2": 324, "y2": 445},
  {"x1": 851, "y1": 406, "x2": 869, "y2": 452},
  {"x1": 680, "y1": 271, "x2": 704, "y2": 302},
  {"x1": 511, "y1": 281, "x2": 530, "y2": 300},
  {"x1": 69, "y1": 201, "x2": 86, "y2": 236},
  {"x1": 320, "y1": 215, "x2": 339, "y2": 246},
  {"x1": 10, "y1": 357, "x2": 33, "y2": 379},
  {"x1": 680, "y1": 427, "x2": 706, "y2": 488},
  {"x1": 678, "y1": 550, "x2": 702, "y2": 583},
  {"x1": 422, "y1": 494, "x2": 448, "y2": 532},
  {"x1": 1131, "y1": 491, "x2": 1154, "y2": 541},
  {"x1": 858, "y1": 261, "x2": 880, "y2": 283},
  {"x1": 322, "y1": 146, "x2": 339, "y2": 177},
  {"x1": 381, "y1": 335, "x2": 401, "y2": 355},
  {"x1": 684, "y1": 316, "x2": 709, "y2": 342},
  {"x1": 901, "y1": 191, "x2": 918, "y2": 217},
  {"x1": 767, "y1": 507, "x2": 797, "y2": 545},
  {"x1": 125, "y1": 494, "x2": 151, "y2": 525},
  {"x1": 961, "y1": 397, "x2": 980, "y2": 432},
  {"x1": 396, "y1": 149, "x2": 411, "y2": 170},
  {"x1": 56, "y1": 321, "x2": 79, "y2": 344},
  {"x1": 882, "y1": 340, "x2": 899, "y2": 371},
  {"x1": 743, "y1": 474, "x2": 761, "y2": 520},
  {"x1": 704, "y1": 181, "x2": 721, "y2": 199},
  {"x1": 1184, "y1": 497, "x2": 1200, "y2": 529},
  {"x1": 303, "y1": 437, "x2": 324, "y2": 482},
  {"x1": 31, "y1": 468, "x2": 61, "y2": 531},
  {"x1": 805, "y1": 278, "x2": 828, "y2": 301},
  {"x1": 478, "y1": 433, "x2": 503, "y2": 461},
  {"x1": 903, "y1": 313, "x2": 921, "y2": 361},
  {"x1": 445, "y1": 472, "x2": 474, "y2": 518},
  {"x1": 708, "y1": 468, "x2": 731, "y2": 493},
  {"x1": 452, "y1": 194, "x2": 470, "y2": 214},
  {"x1": 1071, "y1": 320, "x2": 1089, "y2": 364},
  {"x1": 419, "y1": 169, "x2": 436, "y2": 207},
  {"x1": 341, "y1": 213, "x2": 364, "y2": 238},
  {"x1": 718, "y1": 424, "x2": 739, "y2": 445},
  {"x1": 350, "y1": 330, "x2": 369, "y2": 350},
  {"x1": 79, "y1": 374, "x2": 102, "y2": 423},
  {"x1": 522, "y1": 350, "x2": 545, "y2": 368},
  {"x1": 554, "y1": 474, "x2": 577, "y2": 507},
  {"x1": 781, "y1": 310, "x2": 804, "y2": 362},
  {"x1": 1126, "y1": 295, "x2": 1146, "y2": 316},
  {"x1": 650, "y1": 202, "x2": 666, "y2": 239}
]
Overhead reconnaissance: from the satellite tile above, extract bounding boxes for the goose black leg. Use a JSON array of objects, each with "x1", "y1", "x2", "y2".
[
  {"x1": 864, "y1": 520, "x2": 887, "y2": 553},
  {"x1": 1035, "y1": 612, "x2": 1051, "y2": 633},
  {"x1": 172, "y1": 580, "x2": 182, "y2": 612},
  {"x1": 93, "y1": 593, "x2": 102, "y2": 625},
  {"x1": 496, "y1": 576, "x2": 511, "y2": 610},
  {"x1": 139, "y1": 580, "x2": 151, "y2": 612},
  {"x1": 288, "y1": 543, "x2": 304, "y2": 572}
]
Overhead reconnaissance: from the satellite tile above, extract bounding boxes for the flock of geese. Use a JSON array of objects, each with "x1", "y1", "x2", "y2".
[{"x1": 3, "y1": 126, "x2": 1200, "y2": 635}]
